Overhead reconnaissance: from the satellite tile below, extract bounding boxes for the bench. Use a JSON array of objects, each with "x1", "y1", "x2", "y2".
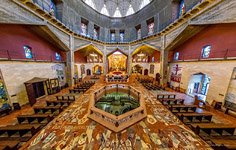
[
  {"x1": 17, "y1": 114, "x2": 53, "y2": 124},
  {"x1": 211, "y1": 139, "x2": 236, "y2": 150},
  {"x1": 157, "y1": 94, "x2": 176, "y2": 100},
  {"x1": 0, "y1": 124, "x2": 42, "y2": 141},
  {"x1": 0, "y1": 140, "x2": 19, "y2": 150},
  {"x1": 191, "y1": 123, "x2": 236, "y2": 137},
  {"x1": 177, "y1": 113, "x2": 212, "y2": 124},
  {"x1": 159, "y1": 99, "x2": 184, "y2": 105},
  {"x1": 69, "y1": 89, "x2": 86, "y2": 93},
  {"x1": 169, "y1": 105, "x2": 197, "y2": 113},
  {"x1": 33, "y1": 106, "x2": 63, "y2": 115},
  {"x1": 56, "y1": 95, "x2": 75, "y2": 101},
  {"x1": 46, "y1": 100, "x2": 72, "y2": 107},
  {"x1": 0, "y1": 107, "x2": 12, "y2": 117}
]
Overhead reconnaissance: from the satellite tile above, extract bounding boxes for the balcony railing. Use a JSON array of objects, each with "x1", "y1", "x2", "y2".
[
  {"x1": 0, "y1": 50, "x2": 65, "y2": 63},
  {"x1": 31, "y1": 0, "x2": 204, "y2": 43}
]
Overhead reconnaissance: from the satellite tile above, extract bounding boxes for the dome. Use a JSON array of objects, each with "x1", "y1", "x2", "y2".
[{"x1": 82, "y1": 0, "x2": 153, "y2": 18}]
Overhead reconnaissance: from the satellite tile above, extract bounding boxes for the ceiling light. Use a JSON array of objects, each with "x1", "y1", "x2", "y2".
[{"x1": 90, "y1": 52, "x2": 98, "y2": 57}]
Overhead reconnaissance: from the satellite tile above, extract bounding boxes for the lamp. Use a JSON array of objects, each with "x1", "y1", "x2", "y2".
[
  {"x1": 89, "y1": 52, "x2": 98, "y2": 57},
  {"x1": 137, "y1": 51, "x2": 145, "y2": 57}
]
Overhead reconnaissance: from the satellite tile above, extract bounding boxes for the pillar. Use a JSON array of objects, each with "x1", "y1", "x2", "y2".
[
  {"x1": 127, "y1": 45, "x2": 132, "y2": 74},
  {"x1": 160, "y1": 35, "x2": 168, "y2": 87},
  {"x1": 103, "y1": 45, "x2": 107, "y2": 74},
  {"x1": 66, "y1": 35, "x2": 75, "y2": 86}
]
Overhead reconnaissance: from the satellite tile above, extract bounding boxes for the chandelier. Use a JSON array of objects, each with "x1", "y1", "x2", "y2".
[
  {"x1": 89, "y1": 52, "x2": 98, "y2": 57},
  {"x1": 137, "y1": 51, "x2": 145, "y2": 57}
]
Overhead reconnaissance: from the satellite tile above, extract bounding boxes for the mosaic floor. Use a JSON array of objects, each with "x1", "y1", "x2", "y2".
[{"x1": 20, "y1": 79, "x2": 212, "y2": 150}]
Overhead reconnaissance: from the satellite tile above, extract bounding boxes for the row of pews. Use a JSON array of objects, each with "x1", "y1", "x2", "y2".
[
  {"x1": 141, "y1": 83, "x2": 162, "y2": 90},
  {"x1": 0, "y1": 94, "x2": 76, "y2": 149},
  {"x1": 69, "y1": 81, "x2": 95, "y2": 93},
  {"x1": 157, "y1": 94, "x2": 236, "y2": 150}
]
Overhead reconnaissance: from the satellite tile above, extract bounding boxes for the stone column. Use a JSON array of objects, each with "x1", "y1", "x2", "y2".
[
  {"x1": 103, "y1": 45, "x2": 107, "y2": 74},
  {"x1": 66, "y1": 35, "x2": 75, "y2": 86},
  {"x1": 127, "y1": 45, "x2": 132, "y2": 74},
  {"x1": 160, "y1": 35, "x2": 168, "y2": 87}
]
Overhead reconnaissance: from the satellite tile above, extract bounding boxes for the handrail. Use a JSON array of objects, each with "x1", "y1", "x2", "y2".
[
  {"x1": 172, "y1": 49, "x2": 236, "y2": 62},
  {"x1": 0, "y1": 49, "x2": 65, "y2": 62}
]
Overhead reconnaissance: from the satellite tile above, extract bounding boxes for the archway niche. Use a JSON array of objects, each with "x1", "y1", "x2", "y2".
[
  {"x1": 187, "y1": 72, "x2": 211, "y2": 101},
  {"x1": 107, "y1": 49, "x2": 128, "y2": 73},
  {"x1": 132, "y1": 64, "x2": 143, "y2": 74}
]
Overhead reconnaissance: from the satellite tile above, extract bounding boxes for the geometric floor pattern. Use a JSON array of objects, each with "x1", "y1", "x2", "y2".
[{"x1": 21, "y1": 79, "x2": 212, "y2": 150}]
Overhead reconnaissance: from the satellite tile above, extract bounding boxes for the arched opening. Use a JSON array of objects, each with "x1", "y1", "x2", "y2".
[
  {"x1": 132, "y1": 64, "x2": 143, "y2": 74},
  {"x1": 86, "y1": 69, "x2": 91, "y2": 76},
  {"x1": 187, "y1": 72, "x2": 211, "y2": 101},
  {"x1": 93, "y1": 65, "x2": 103, "y2": 75},
  {"x1": 107, "y1": 49, "x2": 128, "y2": 73},
  {"x1": 144, "y1": 69, "x2": 148, "y2": 75},
  {"x1": 156, "y1": 73, "x2": 161, "y2": 85},
  {"x1": 132, "y1": 44, "x2": 160, "y2": 63}
]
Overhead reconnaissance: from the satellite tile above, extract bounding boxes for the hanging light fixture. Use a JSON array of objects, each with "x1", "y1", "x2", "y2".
[
  {"x1": 137, "y1": 51, "x2": 145, "y2": 57},
  {"x1": 89, "y1": 51, "x2": 98, "y2": 57}
]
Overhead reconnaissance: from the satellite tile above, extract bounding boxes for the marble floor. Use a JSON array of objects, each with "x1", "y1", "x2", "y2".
[{"x1": 1, "y1": 75, "x2": 236, "y2": 149}]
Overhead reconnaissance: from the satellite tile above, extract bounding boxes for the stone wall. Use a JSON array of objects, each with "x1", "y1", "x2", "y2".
[
  {"x1": 168, "y1": 60, "x2": 236, "y2": 104},
  {"x1": 0, "y1": 61, "x2": 66, "y2": 106}
]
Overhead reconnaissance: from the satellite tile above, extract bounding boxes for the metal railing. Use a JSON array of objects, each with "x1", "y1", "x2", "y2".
[
  {"x1": 172, "y1": 49, "x2": 236, "y2": 62},
  {"x1": 0, "y1": 50, "x2": 65, "y2": 62},
  {"x1": 32, "y1": 0, "x2": 203, "y2": 43}
]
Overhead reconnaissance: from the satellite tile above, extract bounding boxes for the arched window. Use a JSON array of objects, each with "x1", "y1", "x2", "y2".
[
  {"x1": 202, "y1": 45, "x2": 211, "y2": 58},
  {"x1": 179, "y1": 0, "x2": 185, "y2": 17},
  {"x1": 174, "y1": 52, "x2": 179, "y2": 60},
  {"x1": 24, "y1": 46, "x2": 33, "y2": 59},
  {"x1": 119, "y1": 30, "x2": 125, "y2": 42},
  {"x1": 55, "y1": 52, "x2": 61, "y2": 61}
]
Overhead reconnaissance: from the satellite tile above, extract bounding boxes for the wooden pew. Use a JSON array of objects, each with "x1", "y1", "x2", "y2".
[
  {"x1": 211, "y1": 139, "x2": 236, "y2": 150},
  {"x1": 159, "y1": 99, "x2": 184, "y2": 105},
  {"x1": 0, "y1": 140, "x2": 19, "y2": 150},
  {"x1": 69, "y1": 88, "x2": 86, "y2": 93},
  {"x1": 157, "y1": 94, "x2": 176, "y2": 100},
  {"x1": 0, "y1": 124, "x2": 42, "y2": 141},
  {"x1": 177, "y1": 113, "x2": 213, "y2": 124},
  {"x1": 46, "y1": 100, "x2": 71, "y2": 107},
  {"x1": 56, "y1": 95, "x2": 75, "y2": 101},
  {"x1": 33, "y1": 106, "x2": 63, "y2": 115},
  {"x1": 191, "y1": 123, "x2": 236, "y2": 137},
  {"x1": 169, "y1": 105, "x2": 197, "y2": 113},
  {"x1": 0, "y1": 107, "x2": 12, "y2": 116},
  {"x1": 17, "y1": 114, "x2": 53, "y2": 124}
]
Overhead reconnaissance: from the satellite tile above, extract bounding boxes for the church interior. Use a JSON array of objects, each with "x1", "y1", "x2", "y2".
[{"x1": 1, "y1": 0, "x2": 236, "y2": 149}]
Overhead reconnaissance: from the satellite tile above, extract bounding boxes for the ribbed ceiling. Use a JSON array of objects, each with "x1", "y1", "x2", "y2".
[{"x1": 82, "y1": 0, "x2": 153, "y2": 18}]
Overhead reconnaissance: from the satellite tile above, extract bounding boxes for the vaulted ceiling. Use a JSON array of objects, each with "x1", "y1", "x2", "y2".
[{"x1": 82, "y1": 0, "x2": 153, "y2": 17}]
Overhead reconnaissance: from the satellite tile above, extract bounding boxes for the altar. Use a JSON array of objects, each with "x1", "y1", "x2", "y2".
[
  {"x1": 106, "y1": 71, "x2": 129, "y2": 83},
  {"x1": 108, "y1": 50, "x2": 127, "y2": 73}
]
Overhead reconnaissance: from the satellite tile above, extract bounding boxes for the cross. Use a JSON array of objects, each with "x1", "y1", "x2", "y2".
[{"x1": 173, "y1": 64, "x2": 182, "y2": 75}]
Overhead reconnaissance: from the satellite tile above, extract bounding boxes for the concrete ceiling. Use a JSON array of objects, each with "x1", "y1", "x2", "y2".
[
  {"x1": 132, "y1": 45, "x2": 157, "y2": 56},
  {"x1": 82, "y1": 0, "x2": 153, "y2": 17},
  {"x1": 75, "y1": 44, "x2": 103, "y2": 57}
]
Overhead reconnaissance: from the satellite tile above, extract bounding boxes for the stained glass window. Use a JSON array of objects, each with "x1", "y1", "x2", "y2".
[
  {"x1": 111, "y1": 32, "x2": 115, "y2": 42},
  {"x1": 202, "y1": 45, "x2": 211, "y2": 58},
  {"x1": 174, "y1": 52, "x2": 179, "y2": 60},
  {"x1": 137, "y1": 28, "x2": 141, "y2": 39},
  {"x1": 81, "y1": 23, "x2": 87, "y2": 36},
  {"x1": 152, "y1": 56, "x2": 155, "y2": 62},
  {"x1": 120, "y1": 31, "x2": 124, "y2": 42},
  {"x1": 55, "y1": 52, "x2": 61, "y2": 61},
  {"x1": 94, "y1": 29, "x2": 98, "y2": 39},
  {"x1": 179, "y1": 0, "x2": 185, "y2": 17},
  {"x1": 24, "y1": 46, "x2": 33, "y2": 59},
  {"x1": 148, "y1": 22, "x2": 154, "y2": 35}
]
